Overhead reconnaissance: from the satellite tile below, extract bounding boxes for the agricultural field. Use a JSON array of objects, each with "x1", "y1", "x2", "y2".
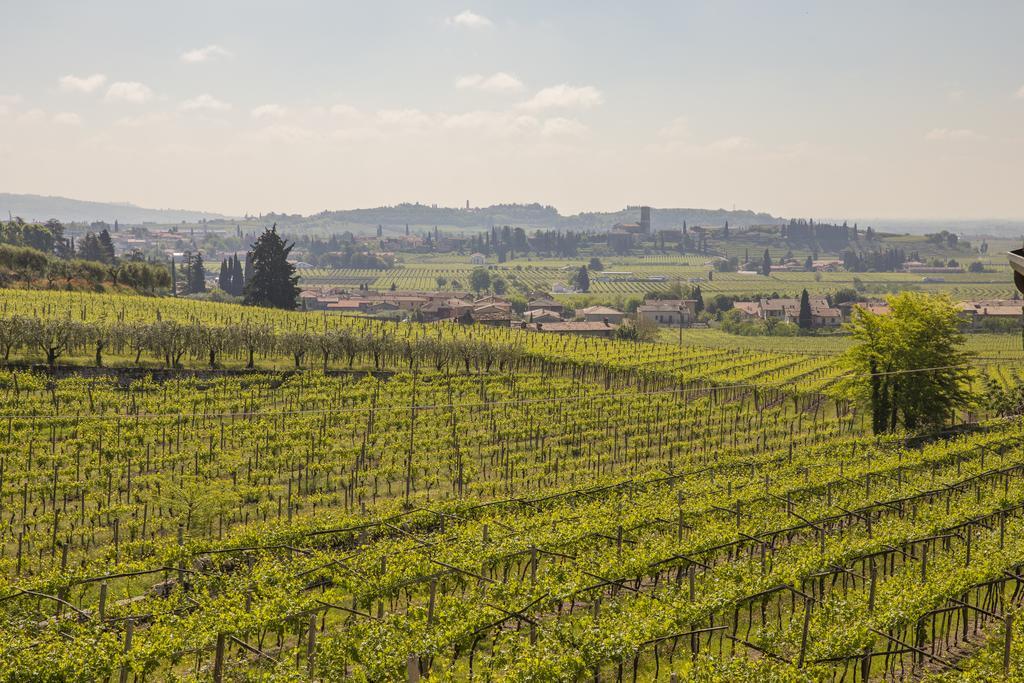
[
  {"x1": 297, "y1": 249, "x2": 1022, "y2": 303},
  {"x1": 0, "y1": 291, "x2": 1023, "y2": 680}
]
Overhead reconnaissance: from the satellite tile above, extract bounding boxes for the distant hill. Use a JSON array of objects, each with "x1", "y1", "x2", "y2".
[
  {"x1": 0, "y1": 194, "x2": 784, "y2": 232},
  {"x1": 0, "y1": 193, "x2": 226, "y2": 224},
  {"x1": 272, "y1": 203, "x2": 784, "y2": 233}
]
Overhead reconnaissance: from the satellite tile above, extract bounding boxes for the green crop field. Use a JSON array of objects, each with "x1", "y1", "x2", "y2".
[
  {"x1": 0, "y1": 290, "x2": 1023, "y2": 681},
  {"x1": 298, "y1": 246, "x2": 1022, "y2": 303}
]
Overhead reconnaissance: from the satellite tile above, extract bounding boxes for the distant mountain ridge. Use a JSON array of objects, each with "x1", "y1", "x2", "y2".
[
  {"x1": 276, "y1": 203, "x2": 784, "y2": 232},
  {"x1": 0, "y1": 193, "x2": 225, "y2": 224},
  {"x1": 0, "y1": 193, "x2": 785, "y2": 232}
]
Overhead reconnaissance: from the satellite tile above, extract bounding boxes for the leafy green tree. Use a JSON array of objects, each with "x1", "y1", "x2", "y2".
[
  {"x1": 692, "y1": 285, "x2": 704, "y2": 313},
  {"x1": 797, "y1": 289, "x2": 812, "y2": 330},
  {"x1": 491, "y1": 276, "x2": 507, "y2": 295},
  {"x1": 243, "y1": 225, "x2": 300, "y2": 310},
  {"x1": 838, "y1": 292, "x2": 974, "y2": 433},
  {"x1": 614, "y1": 323, "x2": 640, "y2": 341},
  {"x1": 589, "y1": 257, "x2": 604, "y2": 271},
  {"x1": 469, "y1": 267, "x2": 490, "y2": 294},
  {"x1": 761, "y1": 249, "x2": 772, "y2": 276}
]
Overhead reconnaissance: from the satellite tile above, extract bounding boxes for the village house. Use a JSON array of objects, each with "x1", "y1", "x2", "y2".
[
  {"x1": 578, "y1": 305, "x2": 625, "y2": 324},
  {"x1": 636, "y1": 299, "x2": 698, "y2": 326},
  {"x1": 526, "y1": 298, "x2": 563, "y2": 315},
  {"x1": 732, "y1": 297, "x2": 842, "y2": 328},
  {"x1": 523, "y1": 309, "x2": 563, "y2": 324}
]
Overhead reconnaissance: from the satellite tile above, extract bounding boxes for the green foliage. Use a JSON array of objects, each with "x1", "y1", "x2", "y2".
[
  {"x1": 798, "y1": 289, "x2": 812, "y2": 330},
  {"x1": 572, "y1": 265, "x2": 590, "y2": 292},
  {"x1": 837, "y1": 292, "x2": 975, "y2": 433},
  {"x1": 244, "y1": 224, "x2": 300, "y2": 310},
  {"x1": 469, "y1": 267, "x2": 490, "y2": 294}
]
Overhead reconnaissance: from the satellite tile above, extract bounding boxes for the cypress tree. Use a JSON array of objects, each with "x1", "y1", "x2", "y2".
[
  {"x1": 97, "y1": 229, "x2": 116, "y2": 264},
  {"x1": 190, "y1": 252, "x2": 206, "y2": 293},
  {"x1": 232, "y1": 254, "x2": 244, "y2": 294},
  {"x1": 218, "y1": 259, "x2": 229, "y2": 291},
  {"x1": 243, "y1": 251, "x2": 253, "y2": 286},
  {"x1": 798, "y1": 289, "x2": 812, "y2": 330},
  {"x1": 243, "y1": 224, "x2": 299, "y2": 309}
]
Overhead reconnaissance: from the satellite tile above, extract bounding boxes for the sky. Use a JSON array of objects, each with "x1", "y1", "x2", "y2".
[{"x1": 1, "y1": 1, "x2": 1022, "y2": 220}]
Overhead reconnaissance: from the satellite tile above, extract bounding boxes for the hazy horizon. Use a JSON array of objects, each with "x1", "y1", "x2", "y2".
[{"x1": 2, "y1": 1, "x2": 1022, "y2": 220}]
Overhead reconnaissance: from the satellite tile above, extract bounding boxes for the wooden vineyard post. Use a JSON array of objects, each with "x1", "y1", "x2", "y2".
[
  {"x1": 868, "y1": 560, "x2": 877, "y2": 613},
  {"x1": 677, "y1": 491, "x2": 684, "y2": 542},
  {"x1": 797, "y1": 597, "x2": 812, "y2": 668},
  {"x1": 1006, "y1": 613, "x2": 1014, "y2": 676},
  {"x1": 213, "y1": 632, "x2": 226, "y2": 683},
  {"x1": 862, "y1": 560, "x2": 876, "y2": 681},
  {"x1": 99, "y1": 582, "x2": 108, "y2": 621},
  {"x1": 307, "y1": 614, "x2": 317, "y2": 680},
  {"x1": 427, "y1": 579, "x2": 437, "y2": 626},
  {"x1": 119, "y1": 620, "x2": 133, "y2": 683}
]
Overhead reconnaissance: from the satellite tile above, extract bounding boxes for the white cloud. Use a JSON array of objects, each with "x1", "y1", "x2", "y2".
[
  {"x1": 105, "y1": 81, "x2": 154, "y2": 103},
  {"x1": 116, "y1": 112, "x2": 172, "y2": 127},
  {"x1": 252, "y1": 124, "x2": 316, "y2": 143},
  {"x1": 376, "y1": 108, "x2": 435, "y2": 128},
  {"x1": 59, "y1": 74, "x2": 107, "y2": 94},
  {"x1": 1015, "y1": 85, "x2": 1024, "y2": 100},
  {"x1": 455, "y1": 72, "x2": 524, "y2": 92},
  {"x1": 0, "y1": 96, "x2": 21, "y2": 116},
  {"x1": 706, "y1": 135, "x2": 749, "y2": 151},
  {"x1": 519, "y1": 84, "x2": 603, "y2": 110},
  {"x1": 180, "y1": 45, "x2": 232, "y2": 63},
  {"x1": 446, "y1": 10, "x2": 493, "y2": 29},
  {"x1": 251, "y1": 104, "x2": 288, "y2": 119},
  {"x1": 442, "y1": 110, "x2": 538, "y2": 136},
  {"x1": 925, "y1": 127, "x2": 986, "y2": 141},
  {"x1": 331, "y1": 127, "x2": 385, "y2": 142},
  {"x1": 179, "y1": 94, "x2": 231, "y2": 112},
  {"x1": 18, "y1": 108, "x2": 46, "y2": 123},
  {"x1": 329, "y1": 104, "x2": 360, "y2": 118},
  {"x1": 541, "y1": 117, "x2": 588, "y2": 138},
  {"x1": 52, "y1": 112, "x2": 82, "y2": 126},
  {"x1": 658, "y1": 116, "x2": 690, "y2": 138}
]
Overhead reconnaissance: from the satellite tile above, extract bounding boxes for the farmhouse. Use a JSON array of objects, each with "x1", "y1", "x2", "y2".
[
  {"x1": 578, "y1": 305, "x2": 625, "y2": 324},
  {"x1": 636, "y1": 299, "x2": 697, "y2": 326}
]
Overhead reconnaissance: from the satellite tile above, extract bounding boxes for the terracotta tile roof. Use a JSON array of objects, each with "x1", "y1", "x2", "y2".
[{"x1": 579, "y1": 305, "x2": 623, "y2": 315}]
